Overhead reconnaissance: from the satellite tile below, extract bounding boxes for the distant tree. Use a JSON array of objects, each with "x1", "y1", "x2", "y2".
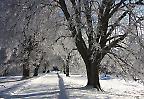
[
  {"x1": 20, "y1": 36, "x2": 36, "y2": 79},
  {"x1": 0, "y1": 48, "x2": 9, "y2": 76},
  {"x1": 33, "y1": 52, "x2": 45, "y2": 76},
  {"x1": 0, "y1": 48, "x2": 7, "y2": 65},
  {"x1": 0, "y1": 0, "x2": 58, "y2": 78}
]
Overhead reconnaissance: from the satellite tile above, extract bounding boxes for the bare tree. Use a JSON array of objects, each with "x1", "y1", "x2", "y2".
[{"x1": 53, "y1": 0, "x2": 144, "y2": 90}]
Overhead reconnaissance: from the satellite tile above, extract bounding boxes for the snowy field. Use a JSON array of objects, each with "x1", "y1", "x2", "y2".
[{"x1": 0, "y1": 72, "x2": 144, "y2": 99}]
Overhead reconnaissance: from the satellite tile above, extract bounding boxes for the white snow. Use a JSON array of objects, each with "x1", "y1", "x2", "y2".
[{"x1": 0, "y1": 73, "x2": 144, "y2": 99}]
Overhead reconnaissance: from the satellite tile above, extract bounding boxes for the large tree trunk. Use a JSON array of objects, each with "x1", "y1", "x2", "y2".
[
  {"x1": 91, "y1": 62, "x2": 101, "y2": 90},
  {"x1": 85, "y1": 59, "x2": 93, "y2": 86},
  {"x1": 85, "y1": 60, "x2": 101, "y2": 91},
  {"x1": 85, "y1": 52, "x2": 104, "y2": 90}
]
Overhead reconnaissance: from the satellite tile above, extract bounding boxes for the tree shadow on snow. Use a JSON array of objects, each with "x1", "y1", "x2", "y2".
[
  {"x1": 0, "y1": 76, "x2": 22, "y2": 83},
  {"x1": 12, "y1": 91, "x2": 59, "y2": 98},
  {"x1": 0, "y1": 90, "x2": 60, "y2": 99},
  {"x1": 0, "y1": 80, "x2": 29, "y2": 99}
]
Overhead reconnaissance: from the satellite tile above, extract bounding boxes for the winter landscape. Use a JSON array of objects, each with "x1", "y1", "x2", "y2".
[{"x1": 0, "y1": 0, "x2": 144, "y2": 99}]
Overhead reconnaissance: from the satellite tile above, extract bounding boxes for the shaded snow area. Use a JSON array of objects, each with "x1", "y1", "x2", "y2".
[{"x1": 0, "y1": 73, "x2": 144, "y2": 99}]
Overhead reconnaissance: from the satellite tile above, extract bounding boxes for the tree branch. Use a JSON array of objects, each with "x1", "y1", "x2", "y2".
[
  {"x1": 109, "y1": 0, "x2": 127, "y2": 17},
  {"x1": 55, "y1": 35, "x2": 72, "y2": 42},
  {"x1": 106, "y1": 11, "x2": 129, "y2": 38},
  {"x1": 104, "y1": 33, "x2": 127, "y2": 51}
]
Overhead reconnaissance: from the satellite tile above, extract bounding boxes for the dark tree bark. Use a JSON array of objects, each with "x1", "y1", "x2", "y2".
[
  {"x1": 65, "y1": 51, "x2": 71, "y2": 77},
  {"x1": 63, "y1": 64, "x2": 66, "y2": 74},
  {"x1": 85, "y1": 60, "x2": 92, "y2": 86},
  {"x1": 22, "y1": 64, "x2": 30, "y2": 79},
  {"x1": 3, "y1": 67, "x2": 9, "y2": 76},
  {"x1": 33, "y1": 65, "x2": 40, "y2": 76},
  {"x1": 66, "y1": 65, "x2": 69, "y2": 77},
  {"x1": 22, "y1": 36, "x2": 34, "y2": 79}
]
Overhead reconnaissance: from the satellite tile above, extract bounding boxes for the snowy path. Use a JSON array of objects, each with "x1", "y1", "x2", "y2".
[
  {"x1": 0, "y1": 73, "x2": 144, "y2": 99},
  {"x1": 0, "y1": 73, "x2": 69, "y2": 99}
]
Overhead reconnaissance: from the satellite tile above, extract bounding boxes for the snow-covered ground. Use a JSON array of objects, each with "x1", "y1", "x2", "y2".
[{"x1": 0, "y1": 72, "x2": 144, "y2": 99}]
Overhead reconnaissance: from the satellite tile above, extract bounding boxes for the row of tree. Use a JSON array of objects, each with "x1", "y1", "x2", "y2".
[{"x1": 0, "y1": 0, "x2": 144, "y2": 91}]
